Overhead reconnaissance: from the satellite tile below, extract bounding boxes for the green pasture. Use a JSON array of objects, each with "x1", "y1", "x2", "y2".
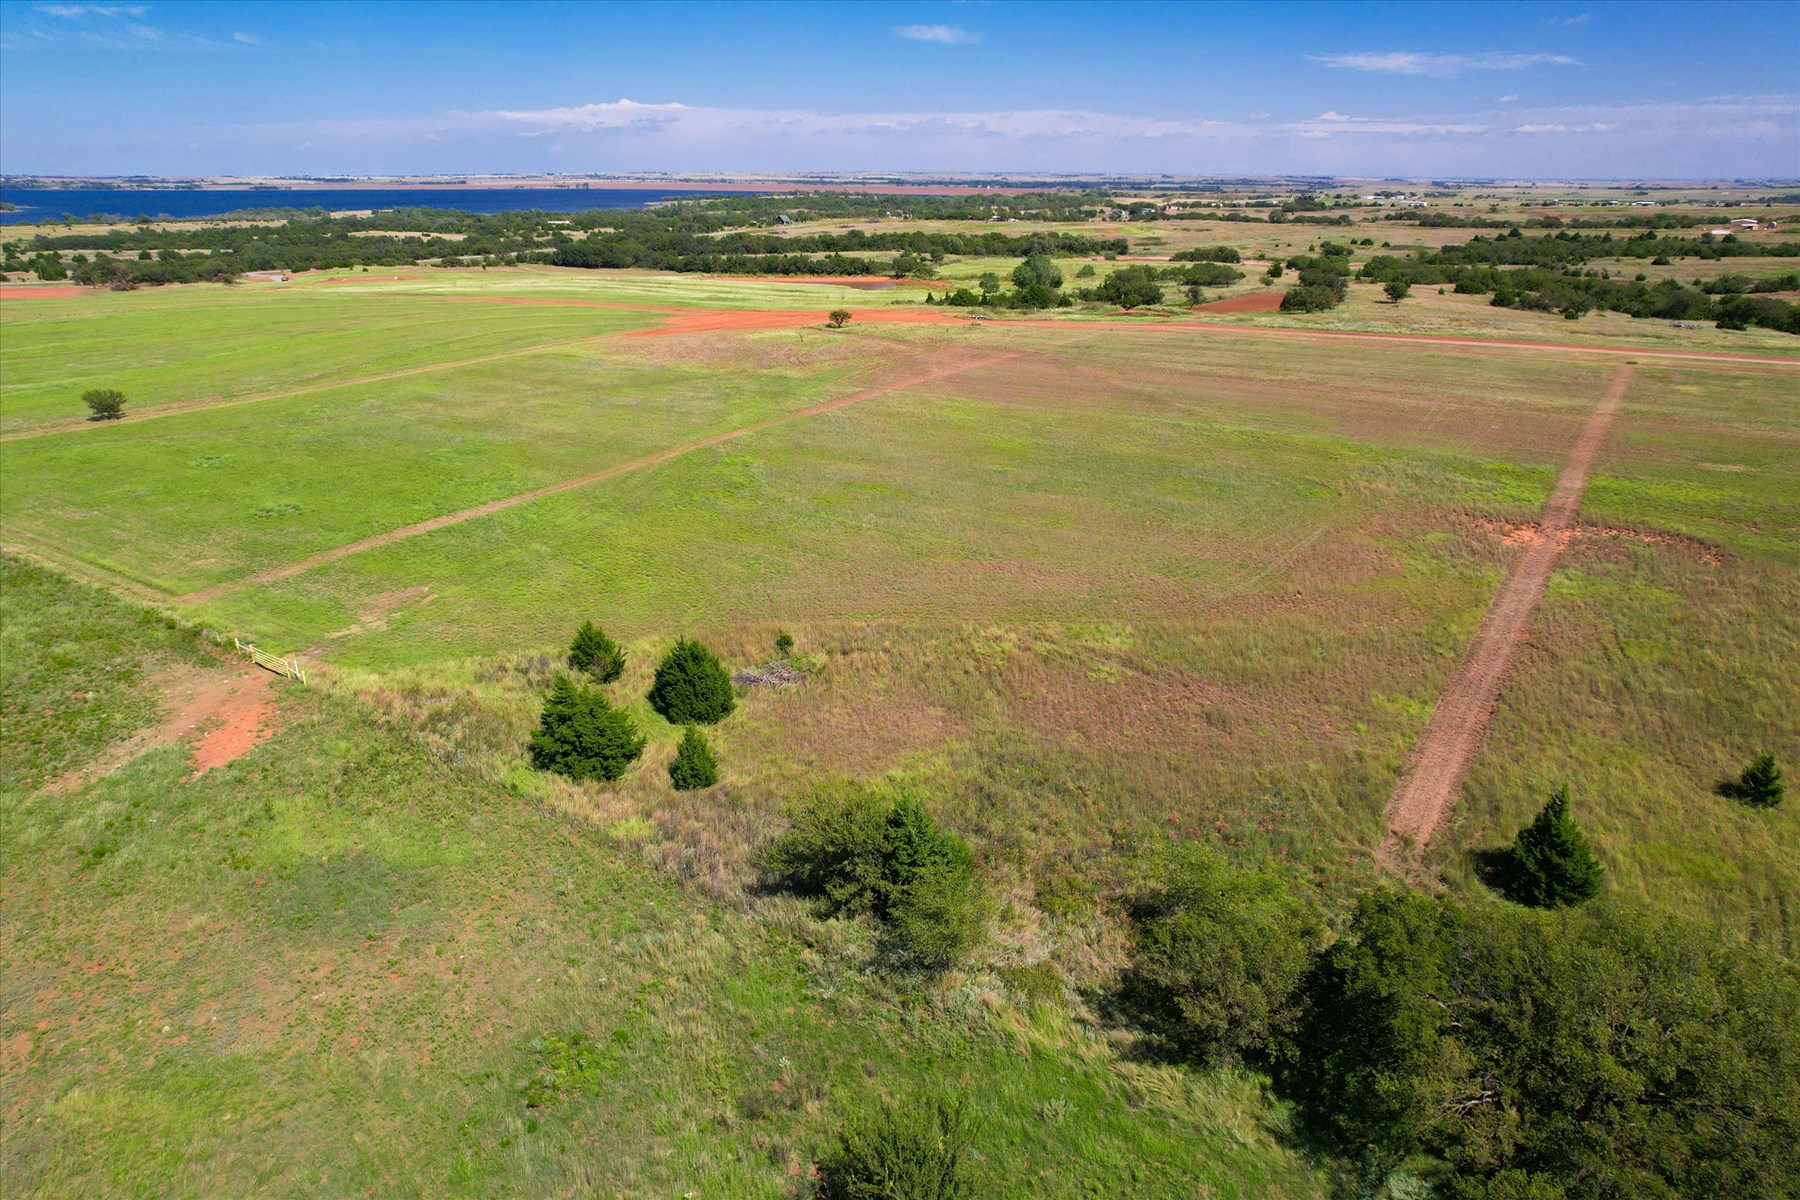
[
  {"x1": 1, "y1": 330, "x2": 899, "y2": 593},
  {"x1": 0, "y1": 559, "x2": 1322, "y2": 1199},
  {"x1": 0, "y1": 286, "x2": 659, "y2": 433}
]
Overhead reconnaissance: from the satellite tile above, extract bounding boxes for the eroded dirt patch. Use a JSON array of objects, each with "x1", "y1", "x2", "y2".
[
  {"x1": 44, "y1": 660, "x2": 281, "y2": 793},
  {"x1": 1193, "y1": 292, "x2": 1285, "y2": 314}
]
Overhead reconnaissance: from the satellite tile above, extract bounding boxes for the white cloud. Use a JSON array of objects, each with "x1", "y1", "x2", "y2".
[
  {"x1": 1310, "y1": 51, "x2": 1580, "y2": 76},
  {"x1": 1546, "y1": 13, "x2": 1592, "y2": 26},
  {"x1": 894, "y1": 24, "x2": 978, "y2": 45},
  {"x1": 33, "y1": 4, "x2": 148, "y2": 16},
  {"x1": 1498, "y1": 93, "x2": 1519, "y2": 102},
  {"x1": 232, "y1": 31, "x2": 263, "y2": 45}
]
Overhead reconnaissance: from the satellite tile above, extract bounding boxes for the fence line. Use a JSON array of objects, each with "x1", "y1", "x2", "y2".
[{"x1": 233, "y1": 637, "x2": 308, "y2": 685}]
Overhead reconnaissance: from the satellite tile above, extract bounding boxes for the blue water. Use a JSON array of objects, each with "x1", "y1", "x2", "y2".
[{"x1": 0, "y1": 186, "x2": 761, "y2": 224}]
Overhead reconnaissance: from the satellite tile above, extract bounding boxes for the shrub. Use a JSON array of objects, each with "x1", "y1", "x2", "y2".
[
  {"x1": 1096, "y1": 264, "x2": 1164, "y2": 309},
  {"x1": 1122, "y1": 845, "x2": 1322, "y2": 1063},
  {"x1": 761, "y1": 788, "x2": 984, "y2": 969},
  {"x1": 528, "y1": 674, "x2": 645, "y2": 782},
  {"x1": 667, "y1": 724, "x2": 718, "y2": 791},
  {"x1": 83, "y1": 388, "x2": 127, "y2": 420},
  {"x1": 1503, "y1": 786, "x2": 1603, "y2": 908},
  {"x1": 647, "y1": 638, "x2": 735, "y2": 725},
  {"x1": 827, "y1": 309, "x2": 852, "y2": 328},
  {"x1": 566, "y1": 620, "x2": 624, "y2": 682},
  {"x1": 1384, "y1": 279, "x2": 1412, "y2": 302},
  {"x1": 1279, "y1": 285, "x2": 1342, "y2": 313},
  {"x1": 817, "y1": 1094, "x2": 974, "y2": 1200},
  {"x1": 1075, "y1": 263, "x2": 1096, "y2": 278},
  {"x1": 775, "y1": 631, "x2": 794, "y2": 656},
  {"x1": 1719, "y1": 752, "x2": 1784, "y2": 808}
]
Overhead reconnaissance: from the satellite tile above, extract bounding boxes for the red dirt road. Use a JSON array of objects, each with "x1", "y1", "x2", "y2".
[
  {"x1": 180, "y1": 347, "x2": 1024, "y2": 603},
  {"x1": 1383, "y1": 366, "x2": 1632, "y2": 854}
]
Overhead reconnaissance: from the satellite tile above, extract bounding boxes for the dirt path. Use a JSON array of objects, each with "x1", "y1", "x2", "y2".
[
  {"x1": 1382, "y1": 366, "x2": 1632, "y2": 855},
  {"x1": 179, "y1": 347, "x2": 1023, "y2": 604},
  {"x1": 43, "y1": 661, "x2": 279, "y2": 794}
]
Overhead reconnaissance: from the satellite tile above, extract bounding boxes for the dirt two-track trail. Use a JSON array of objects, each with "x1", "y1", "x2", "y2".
[
  {"x1": 1383, "y1": 365, "x2": 1632, "y2": 856},
  {"x1": 180, "y1": 347, "x2": 1023, "y2": 604}
]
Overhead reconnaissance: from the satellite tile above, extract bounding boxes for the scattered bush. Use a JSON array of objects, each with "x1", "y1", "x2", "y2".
[
  {"x1": 817, "y1": 1094, "x2": 974, "y2": 1200},
  {"x1": 647, "y1": 638, "x2": 735, "y2": 725},
  {"x1": 1502, "y1": 786, "x2": 1603, "y2": 908},
  {"x1": 667, "y1": 724, "x2": 719, "y2": 791},
  {"x1": 1120, "y1": 845, "x2": 1323, "y2": 1064},
  {"x1": 566, "y1": 620, "x2": 624, "y2": 682},
  {"x1": 761, "y1": 787, "x2": 984, "y2": 969},
  {"x1": 1075, "y1": 263, "x2": 1096, "y2": 278},
  {"x1": 827, "y1": 309, "x2": 852, "y2": 328},
  {"x1": 1719, "y1": 752, "x2": 1784, "y2": 808},
  {"x1": 82, "y1": 388, "x2": 127, "y2": 420},
  {"x1": 1384, "y1": 279, "x2": 1411, "y2": 302},
  {"x1": 775, "y1": 631, "x2": 795, "y2": 656},
  {"x1": 527, "y1": 674, "x2": 645, "y2": 782}
]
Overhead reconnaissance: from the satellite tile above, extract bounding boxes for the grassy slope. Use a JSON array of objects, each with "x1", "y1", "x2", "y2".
[{"x1": 0, "y1": 558, "x2": 1322, "y2": 1198}]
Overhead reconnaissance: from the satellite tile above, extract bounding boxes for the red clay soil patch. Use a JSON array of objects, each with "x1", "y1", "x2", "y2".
[
  {"x1": 1462, "y1": 513, "x2": 1723, "y2": 564},
  {"x1": 1383, "y1": 367, "x2": 1632, "y2": 858},
  {"x1": 0, "y1": 285, "x2": 85, "y2": 300},
  {"x1": 1193, "y1": 292, "x2": 1284, "y2": 314},
  {"x1": 44, "y1": 662, "x2": 280, "y2": 793}
]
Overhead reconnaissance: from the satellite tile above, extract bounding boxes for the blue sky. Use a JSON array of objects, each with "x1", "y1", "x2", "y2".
[{"x1": 1, "y1": 0, "x2": 1795, "y2": 179}]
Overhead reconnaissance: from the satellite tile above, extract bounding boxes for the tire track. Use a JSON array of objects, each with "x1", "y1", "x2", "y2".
[
  {"x1": 1383, "y1": 366, "x2": 1633, "y2": 855},
  {"x1": 178, "y1": 348, "x2": 1023, "y2": 605}
]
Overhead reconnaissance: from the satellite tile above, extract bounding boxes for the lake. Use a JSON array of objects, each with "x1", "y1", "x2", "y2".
[{"x1": 0, "y1": 186, "x2": 763, "y2": 225}]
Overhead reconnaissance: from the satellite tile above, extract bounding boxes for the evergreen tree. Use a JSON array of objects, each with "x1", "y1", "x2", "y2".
[
  {"x1": 1719, "y1": 753, "x2": 1784, "y2": 808},
  {"x1": 528, "y1": 674, "x2": 645, "y2": 782},
  {"x1": 647, "y1": 638, "x2": 735, "y2": 725},
  {"x1": 1506, "y1": 787, "x2": 1603, "y2": 907},
  {"x1": 668, "y1": 724, "x2": 718, "y2": 791},
  {"x1": 566, "y1": 620, "x2": 624, "y2": 682}
]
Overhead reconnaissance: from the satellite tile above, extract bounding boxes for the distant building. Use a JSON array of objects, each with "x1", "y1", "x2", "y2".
[
  {"x1": 775, "y1": 214, "x2": 792, "y2": 225},
  {"x1": 1729, "y1": 217, "x2": 1761, "y2": 231}
]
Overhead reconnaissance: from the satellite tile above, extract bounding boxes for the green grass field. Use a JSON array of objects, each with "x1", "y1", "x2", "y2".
[{"x1": 3, "y1": 264, "x2": 1796, "y2": 1194}]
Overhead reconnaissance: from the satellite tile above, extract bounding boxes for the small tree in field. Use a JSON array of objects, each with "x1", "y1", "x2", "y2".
[
  {"x1": 1505, "y1": 787, "x2": 1603, "y2": 908},
  {"x1": 827, "y1": 309, "x2": 852, "y2": 329},
  {"x1": 567, "y1": 620, "x2": 624, "y2": 683},
  {"x1": 668, "y1": 724, "x2": 718, "y2": 790},
  {"x1": 528, "y1": 674, "x2": 645, "y2": 782},
  {"x1": 1385, "y1": 279, "x2": 1412, "y2": 303},
  {"x1": 1719, "y1": 753, "x2": 1783, "y2": 808},
  {"x1": 774, "y1": 631, "x2": 794, "y2": 656},
  {"x1": 83, "y1": 388, "x2": 126, "y2": 420},
  {"x1": 648, "y1": 638, "x2": 735, "y2": 725}
]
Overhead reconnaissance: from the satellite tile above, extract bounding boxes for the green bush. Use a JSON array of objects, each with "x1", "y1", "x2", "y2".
[
  {"x1": 668, "y1": 724, "x2": 718, "y2": 790},
  {"x1": 527, "y1": 674, "x2": 645, "y2": 782},
  {"x1": 1504, "y1": 786, "x2": 1603, "y2": 908},
  {"x1": 775, "y1": 631, "x2": 795, "y2": 656},
  {"x1": 82, "y1": 388, "x2": 127, "y2": 420},
  {"x1": 566, "y1": 620, "x2": 624, "y2": 682},
  {"x1": 647, "y1": 638, "x2": 735, "y2": 725},
  {"x1": 1719, "y1": 752, "x2": 1784, "y2": 808},
  {"x1": 1278, "y1": 285, "x2": 1342, "y2": 313},
  {"x1": 1122, "y1": 845, "x2": 1323, "y2": 1064},
  {"x1": 817, "y1": 1094, "x2": 974, "y2": 1200},
  {"x1": 1096, "y1": 264, "x2": 1164, "y2": 309},
  {"x1": 1279, "y1": 890, "x2": 1800, "y2": 1199},
  {"x1": 761, "y1": 788, "x2": 983, "y2": 969}
]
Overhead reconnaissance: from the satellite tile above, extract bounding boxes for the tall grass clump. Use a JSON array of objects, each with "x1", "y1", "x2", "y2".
[{"x1": 817, "y1": 1094, "x2": 974, "y2": 1200}]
